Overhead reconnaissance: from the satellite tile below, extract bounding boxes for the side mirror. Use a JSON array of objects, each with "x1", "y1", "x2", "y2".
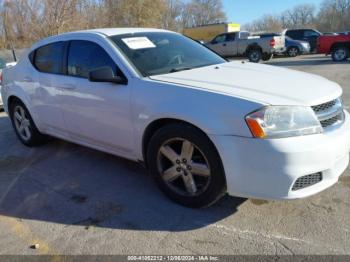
[{"x1": 89, "y1": 67, "x2": 127, "y2": 85}]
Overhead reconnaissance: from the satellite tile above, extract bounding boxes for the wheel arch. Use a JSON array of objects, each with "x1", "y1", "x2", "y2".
[
  {"x1": 245, "y1": 43, "x2": 262, "y2": 54},
  {"x1": 6, "y1": 94, "x2": 43, "y2": 133},
  {"x1": 142, "y1": 118, "x2": 222, "y2": 169},
  {"x1": 7, "y1": 95, "x2": 25, "y2": 114},
  {"x1": 330, "y1": 42, "x2": 350, "y2": 52},
  {"x1": 287, "y1": 45, "x2": 299, "y2": 51}
]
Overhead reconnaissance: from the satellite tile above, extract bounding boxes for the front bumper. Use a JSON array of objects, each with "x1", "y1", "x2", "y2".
[{"x1": 210, "y1": 111, "x2": 350, "y2": 200}]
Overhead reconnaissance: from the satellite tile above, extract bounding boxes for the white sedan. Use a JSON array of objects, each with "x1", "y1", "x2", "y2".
[{"x1": 1, "y1": 28, "x2": 350, "y2": 207}]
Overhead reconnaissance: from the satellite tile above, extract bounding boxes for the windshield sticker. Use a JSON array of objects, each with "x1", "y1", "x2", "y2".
[{"x1": 122, "y1": 37, "x2": 156, "y2": 50}]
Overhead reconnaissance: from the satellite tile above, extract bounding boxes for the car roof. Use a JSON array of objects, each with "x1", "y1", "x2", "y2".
[
  {"x1": 32, "y1": 28, "x2": 173, "y2": 49},
  {"x1": 75, "y1": 27, "x2": 171, "y2": 36}
]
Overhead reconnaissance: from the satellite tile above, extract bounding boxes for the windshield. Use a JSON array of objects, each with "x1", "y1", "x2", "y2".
[{"x1": 110, "y1": 32, "x2": 226, "y2": 77}]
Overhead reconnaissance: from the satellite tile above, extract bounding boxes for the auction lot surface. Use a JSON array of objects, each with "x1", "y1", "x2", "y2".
[{"x1": 0, "y1": 54, "x2": 349, "y2": 255}]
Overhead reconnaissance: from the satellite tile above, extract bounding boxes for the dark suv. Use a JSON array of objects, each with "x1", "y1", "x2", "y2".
[{"x1": 284, "y1": 29, "x2": 322, "y2": 52}]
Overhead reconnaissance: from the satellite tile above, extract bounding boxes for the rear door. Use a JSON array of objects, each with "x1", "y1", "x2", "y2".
[
  {"x1": 286, "y1": 30, "x2": 303, "y2": 40},
  {"x1": 31, "y1": 41, "x2": 67, "y2": 136}
]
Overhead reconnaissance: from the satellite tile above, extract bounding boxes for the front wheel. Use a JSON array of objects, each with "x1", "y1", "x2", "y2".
[
  {"x1": 247, "y1": 49, "x2": 262, "y2": 63},
  {"x1": 147, "y1": 123, "x2": 226, "y2": 208},
  {"x1": 332, "y1": 46, "x2": 349, "y2": 62}
]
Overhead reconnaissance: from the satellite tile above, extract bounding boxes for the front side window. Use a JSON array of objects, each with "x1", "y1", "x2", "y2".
[
  {"x1": 68, "y1": 40, "x2": 117, "y2": 78},
  {"x1": 34, "y1": 42, "x2": 65, "y2": 74},
  {"x1": 213, "y1": 34, "x2": 227, "y2": 43},
  {"x1": 110, "y1": 32, "x2": 226, "y2": 77}
]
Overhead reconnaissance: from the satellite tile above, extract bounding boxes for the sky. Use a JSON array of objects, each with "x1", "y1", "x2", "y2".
[{"x1": 223, "y1": 0, "x2": 324, "y2": 25}]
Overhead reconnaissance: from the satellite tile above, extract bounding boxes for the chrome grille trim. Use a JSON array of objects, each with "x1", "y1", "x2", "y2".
[
  {"x1": 292, "y1": 173, "x2": 322, "y2": 191},
  {"x1": 311, "y1": 98, "x2": 344, "y2": 129}
]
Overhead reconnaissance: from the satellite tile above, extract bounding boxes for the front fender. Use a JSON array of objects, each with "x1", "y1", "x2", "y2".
[{"x1": 132, "y1": 79, "x2": 262, "y2": 159}]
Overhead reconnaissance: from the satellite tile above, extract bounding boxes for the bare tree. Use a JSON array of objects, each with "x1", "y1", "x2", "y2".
[
  {"x1": 182, "y1": 0, "x2": 226, "y2": 28},
  {"x1": 161, "y1": 0, "x2": 184, "y2": 31},
  {"x1": 316, "y1": 0, "x2": 350, "y2": 32},
  {"x1": 280, "y1": 4, "x2": 316, "y2": 29},
  {"x1": 244, "y1": 15, "x2": 282, "y2": 33}
]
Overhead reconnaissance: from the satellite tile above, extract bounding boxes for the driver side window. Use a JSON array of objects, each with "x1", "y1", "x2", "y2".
[
  {"x1": 213, "y1": 34, "x2": 227, "y2": 44},
  {"x1": 68, "y1": 40, "x2": 119, "y2": 78}
]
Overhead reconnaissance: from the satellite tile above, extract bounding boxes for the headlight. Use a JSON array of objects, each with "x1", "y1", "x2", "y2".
[{"x1": 245, "y1": 106, "x2": 322, "y2": 139}]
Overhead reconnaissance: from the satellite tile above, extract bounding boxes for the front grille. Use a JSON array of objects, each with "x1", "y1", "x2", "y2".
[
  {"x1": 312, "y1": 100, "x2": 336, "y2": 112},
  {"x1": 311, "y1": 98, "x2": 344, "y2": 129},
  {"x1": 320, "y1": 114, "x2": 343, "y2": 128},
  {"x1": 292, "y1": 173, "x2": 322, "y2": 191}
]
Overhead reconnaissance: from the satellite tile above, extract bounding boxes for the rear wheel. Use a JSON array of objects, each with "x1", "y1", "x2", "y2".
[
  {"x1": 147, "y1": 123, "x2": 226, "y2": 208},
  {"x1": 247, "y1": 49, "x2": 262, "y2": 63},
  {"x1": 332, "y1": 46, "x2": 349, "y2": 62},
  {"x1": 9, "y1": 99, "x2": 47, "y2": 146},
  {"x1": 287, "y1": 47, "x2": 299, "y2": 57}
]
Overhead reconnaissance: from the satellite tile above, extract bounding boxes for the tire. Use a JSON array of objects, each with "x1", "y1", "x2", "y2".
[
  {"x1": 287, "y1": 47, "x2": 299, "y2": 57},
  {"x1": 262, "y1": 53, "x2": 273, "y2": 61},
  {"x1": 9, "y1": 99, "x2": 47, "y2": 147},
  {"x1": 147, "y1": 123, "x2": 226, "y2": 208},
  {"x1": 332, "y1": 46, "x2": 349, "y2": 62},
  {"x1": 247, "y1": 49, "x2": 262, "y2": 63}
]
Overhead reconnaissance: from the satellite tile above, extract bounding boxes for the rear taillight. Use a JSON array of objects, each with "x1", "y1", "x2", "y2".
[{"x1": 269, "y1": 39, "x2": 276, "y2": 47}]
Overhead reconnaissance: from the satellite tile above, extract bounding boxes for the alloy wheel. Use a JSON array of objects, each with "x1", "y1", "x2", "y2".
[
  {"x1": 249, "y1": 51, "x2": 260, "y2": 62},
  {"x1": 288, "y1": 47, "x2": 298, "y2": 57},
  {"x1": 334, "y1": 48, "x2": 347, "y2": 61},
  {"x1": 157, "y1": 138, "x2": 211, "y2": 196},
  {"x1": 13, "y1": 105, "x2": 32, "y2": 141}
]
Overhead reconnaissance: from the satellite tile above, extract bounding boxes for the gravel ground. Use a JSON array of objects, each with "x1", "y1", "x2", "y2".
[{"x1": 0, "y1": 54, "x2": 349, "y2": 256}]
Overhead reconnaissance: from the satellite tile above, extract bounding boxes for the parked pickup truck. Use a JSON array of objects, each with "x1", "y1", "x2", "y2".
[
  {"x1": 317, "y1": 34, "x2": 350, "y2": 61},
  {"x1": 205, "y1": 31, "x2": 285, "y2": 62}
]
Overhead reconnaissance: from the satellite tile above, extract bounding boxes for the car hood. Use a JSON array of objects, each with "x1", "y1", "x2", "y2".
[{"x1": 149, "y1": 61, "x2": 342, "y2": 106}]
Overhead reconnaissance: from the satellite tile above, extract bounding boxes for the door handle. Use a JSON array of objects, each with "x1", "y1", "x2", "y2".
[
  {"x1": 223, "y1": 43, "x2": 227, "y2": 46},
  {"x1": 57, "y1": 84, "x2": 76, "y2": 90}
]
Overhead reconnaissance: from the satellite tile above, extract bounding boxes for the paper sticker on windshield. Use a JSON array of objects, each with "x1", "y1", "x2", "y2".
[{"x1": 122, "y1": 37, "x2": 156, "y2": 50}]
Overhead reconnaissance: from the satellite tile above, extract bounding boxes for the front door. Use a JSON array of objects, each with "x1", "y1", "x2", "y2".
[
  {"x1": 207, "y1": 34, "x2": 228, "y2": 56},
  {"x1": 57, "y1": 40, "x2": 134, "y2": 156},
  {"x1": 224, "y1": 33, "x2": 238, "y2": 56}
]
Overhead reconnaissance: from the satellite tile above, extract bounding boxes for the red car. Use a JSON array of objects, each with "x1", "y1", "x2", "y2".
[{"x1": 317, "y1": 34, "x2": 350, "y2": 61}]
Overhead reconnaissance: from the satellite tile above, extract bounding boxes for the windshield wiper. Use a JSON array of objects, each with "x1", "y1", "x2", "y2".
[{"x1": 169, "y1": 67, "x2": 192, "y2": 73}]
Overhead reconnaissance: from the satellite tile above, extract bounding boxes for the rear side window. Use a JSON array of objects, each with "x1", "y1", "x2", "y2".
[
  {"x1": 34, "y1": 42, "x2": 65, "y2": 74},
  {"x1": 68, "y1": 40, "x2": 117, "y2": 78},
  {"x1": 226, "y1": 33, "x2": 236, "y2": 41},
  {"x1": 286, "y1": 30, "x2": 303, "y2": 39},
  {"x1": 304, "y1": 30, "x2": 320, "y2": 37}
]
